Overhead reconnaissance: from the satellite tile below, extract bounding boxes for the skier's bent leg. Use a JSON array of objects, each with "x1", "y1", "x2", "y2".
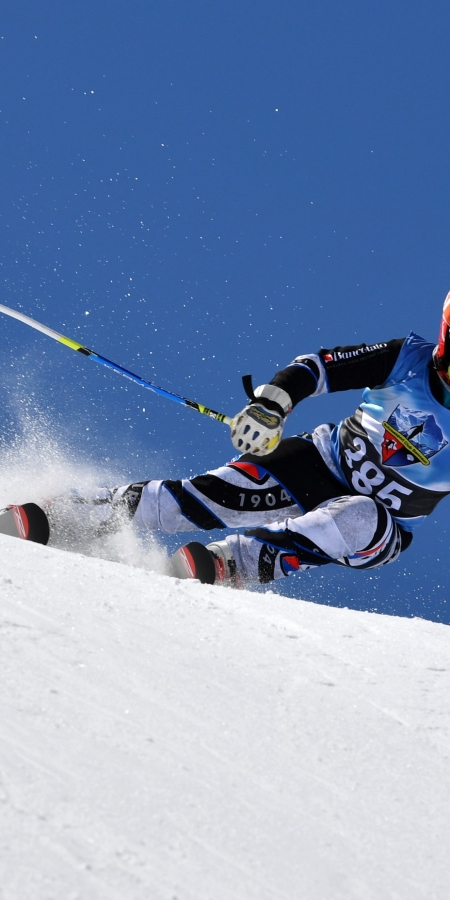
[
  {"x1": 222, "y1": 496, "x2": 412, "y2": 584},
  {"x1": 116, "y1": 436, "x2": 348, "y2": 535},
  {"x1": 130, "y1": 468, "x2": 303, "y2": 533}
]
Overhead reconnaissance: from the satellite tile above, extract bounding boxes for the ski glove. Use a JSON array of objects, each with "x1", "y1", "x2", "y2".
[{"x1": 231, "y1": 382, "x2": 292, "y2": 455}]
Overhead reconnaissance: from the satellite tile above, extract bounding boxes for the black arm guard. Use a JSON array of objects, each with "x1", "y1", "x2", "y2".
[{"x1": 270, "y1": 338, "x2": 405, "y2": 408}]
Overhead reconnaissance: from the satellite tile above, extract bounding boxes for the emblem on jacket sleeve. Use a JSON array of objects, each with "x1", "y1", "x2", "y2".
[{"x1": 381, "y1": 406, "x2": 448, "y2": 467}]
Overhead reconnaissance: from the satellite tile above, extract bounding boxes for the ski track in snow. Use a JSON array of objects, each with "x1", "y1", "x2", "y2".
[{"x1": 0, "y1": 536, "x2": 449, "y2": 899}]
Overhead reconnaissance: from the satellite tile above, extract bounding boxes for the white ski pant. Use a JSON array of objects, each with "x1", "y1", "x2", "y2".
[{"x1": 133, "y1": 437, "x2": 410, "y2": 583}]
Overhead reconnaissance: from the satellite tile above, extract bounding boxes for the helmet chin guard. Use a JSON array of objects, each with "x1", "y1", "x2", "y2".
[{"x1": 434, "y1": 291, "x2": 450, "y2": 384}]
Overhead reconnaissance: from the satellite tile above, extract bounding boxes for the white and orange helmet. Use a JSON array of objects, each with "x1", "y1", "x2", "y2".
[{"x1": 433, "y1": 291, "x2": 450, "y2": 384}]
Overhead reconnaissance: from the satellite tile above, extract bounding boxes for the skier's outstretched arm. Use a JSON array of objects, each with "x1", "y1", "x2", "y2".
[{"x1": 231, "y1": 337, "x2": 405, "y2": 455}]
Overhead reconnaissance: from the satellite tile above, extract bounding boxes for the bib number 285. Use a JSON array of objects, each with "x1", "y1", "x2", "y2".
[{"x1": 344, "y1": 437, "x2": 412, "y2": 511}]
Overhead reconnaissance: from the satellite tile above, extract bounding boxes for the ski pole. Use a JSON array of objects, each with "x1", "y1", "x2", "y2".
[{"x1": 0, "y1": 303, "x2": 234, "y2": 427}]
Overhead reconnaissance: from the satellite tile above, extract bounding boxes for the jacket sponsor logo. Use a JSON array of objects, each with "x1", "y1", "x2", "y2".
[
  {"x1": 323, "y1": 343, "x2": 387, "y2": 363},
  {"x1": 381, "y1": 405, "x2": 448, "y2": 467}
]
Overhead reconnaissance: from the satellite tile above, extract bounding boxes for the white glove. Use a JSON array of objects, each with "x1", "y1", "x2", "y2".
[{"x1": 231, "y1": 383, "x2": 292, "y2": 455}]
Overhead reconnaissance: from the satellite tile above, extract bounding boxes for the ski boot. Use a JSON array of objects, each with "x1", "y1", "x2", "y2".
[
  {"x1": 169, "y1": 539, "x2": 240, "y2": 587},
  {"x1": 95, "y1": 481, "x2": 151, "y2": 534}
]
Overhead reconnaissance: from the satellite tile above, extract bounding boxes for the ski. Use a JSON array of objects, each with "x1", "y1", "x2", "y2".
[
  {"x1": 0, "y1": 503, "x2": 50, "y2": 545},
  {"x1": 0, "y1": 500, "x2": 231, "y2": 585}
]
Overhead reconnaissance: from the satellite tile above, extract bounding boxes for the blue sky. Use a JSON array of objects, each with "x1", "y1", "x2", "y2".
[{"x1": 1, "y1": 1, "x2": 450, "y2": 619}]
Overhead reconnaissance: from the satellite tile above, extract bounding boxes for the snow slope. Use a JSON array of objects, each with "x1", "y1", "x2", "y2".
[{"x1": 1, "y1": 534, "x2": 450, "y2": 900}]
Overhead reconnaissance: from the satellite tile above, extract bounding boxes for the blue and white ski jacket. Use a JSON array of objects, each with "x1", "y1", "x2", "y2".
[{"x1": 271, "y1": 332, "x2": 450, "y2": 530}]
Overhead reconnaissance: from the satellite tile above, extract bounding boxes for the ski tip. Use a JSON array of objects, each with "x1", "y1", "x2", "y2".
[
  {"x1": 168, "y1": 541, "x2": 216, "y2": 584},
  {"x1": 22, "y1": 503, "x2": 50, "y2": 544},
  {"x1": 0, "y1": 503, "x2": 50, "y2": 545}
]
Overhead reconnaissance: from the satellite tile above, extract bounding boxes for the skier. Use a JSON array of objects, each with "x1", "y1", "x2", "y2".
[
  {"x1": 7, "y1": 297, "x2": 450, "y2": 587},
  {"x1": 105, "y1": 294, "x2": 450, "y2": 587}
]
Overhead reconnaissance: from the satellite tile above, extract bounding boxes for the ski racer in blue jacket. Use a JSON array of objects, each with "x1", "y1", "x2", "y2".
[{"x1": 113, "y1": 295, "x2": 450, "y2": 586}]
